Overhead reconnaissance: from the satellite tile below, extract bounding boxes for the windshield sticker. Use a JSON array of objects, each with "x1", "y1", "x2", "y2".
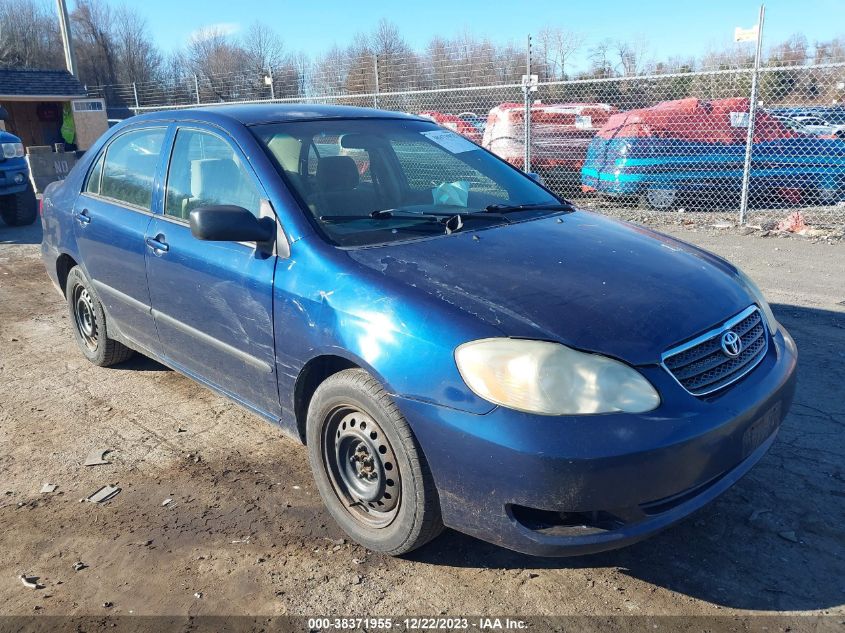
[{"x1": 421, "y1": 129, "x2": 479, "y2": 154}]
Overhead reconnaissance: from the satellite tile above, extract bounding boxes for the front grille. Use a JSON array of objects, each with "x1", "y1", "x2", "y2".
[{"x1": 662, "y1": 306, "x2": 769, "y2": 396}]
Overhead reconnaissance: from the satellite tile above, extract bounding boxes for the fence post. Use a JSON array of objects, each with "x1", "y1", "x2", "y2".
[
  {"x1": 194, "y1": 74, "x2": 201, "y2": 104},
  {"x1": 373, "y1": 54, "x2": 380, "y2": 109},
  {"x1": 268, "y1": 65, "x2": 276, "y2": 100},
  {"x1": 523, "y1": 34, "x2": 532, "y2": 173},
  {"x1": 739, "y1": 4, "x2": 765, "y2": 225},
  {"x1": 132, "y1": 82, "x2": 139, "y2": 110}
]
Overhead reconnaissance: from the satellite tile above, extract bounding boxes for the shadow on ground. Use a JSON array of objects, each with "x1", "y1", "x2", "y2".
[
  {"x1": 409, "y1": 304, "x2": 845, "y2": 612},
  {"x1": 0, "y1": 219, "x2": 42, "y2": 245},
  {"x1": 113, "y1": 353, "x2": 171, "y2": 372}
]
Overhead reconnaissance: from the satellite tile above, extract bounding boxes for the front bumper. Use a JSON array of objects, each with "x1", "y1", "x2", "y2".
[
  {"x1": 0, "y1": 158, "x2": 31, "y2": 196},
  {"x1": 396, "y1": 328, "x2": 797, "y2": 556}
]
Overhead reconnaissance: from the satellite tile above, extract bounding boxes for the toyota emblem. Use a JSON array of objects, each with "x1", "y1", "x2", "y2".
[{"x1": 720, "y1": 330, "x2": 742, "y2": 357}]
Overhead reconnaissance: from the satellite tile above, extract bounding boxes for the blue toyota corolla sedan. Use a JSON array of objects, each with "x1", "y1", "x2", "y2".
[{"x1": 40, "y1": 104, "x2": 797, "y2": 557}]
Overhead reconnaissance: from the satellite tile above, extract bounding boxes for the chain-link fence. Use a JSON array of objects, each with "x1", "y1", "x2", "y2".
[{"x1": 86, "y1": 40, "x2": 845, "y2": 230}]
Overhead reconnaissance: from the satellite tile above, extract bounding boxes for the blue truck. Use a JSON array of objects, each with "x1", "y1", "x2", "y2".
[
  {"x1": 581, "y1": 98, "x2": 845, "y2": 210},
  {"x1": 0, "y1": 107, "x2": 38, "y2": 226}
]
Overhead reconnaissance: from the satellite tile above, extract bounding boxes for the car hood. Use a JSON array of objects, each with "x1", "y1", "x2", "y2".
[{"x1": 346, "y1": 210, "x2": 753, "y2": 366}]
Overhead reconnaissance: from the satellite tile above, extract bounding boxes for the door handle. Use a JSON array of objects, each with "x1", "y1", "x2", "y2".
[
  {"x1": 76, "y1": 209, "x2": 91, "y2": 225},
  {"x1": 145, "y1": 235, "x2": 169, "y2": 252}
]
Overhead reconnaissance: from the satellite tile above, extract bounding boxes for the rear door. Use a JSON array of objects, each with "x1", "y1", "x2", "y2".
[
  {"x1": 72, "y1": 126, "x2": 167, "y2": 354},
  {"x1": 144, "y1": 124, "x2": 280, "y2": 417}
]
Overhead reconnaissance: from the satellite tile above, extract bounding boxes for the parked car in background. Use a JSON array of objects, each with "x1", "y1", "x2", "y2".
[
  {"x1": 457, "y1": 111, "x2": 487, "y2": 135},
  {"x1": 41, "y1": 104, "x2": 797, "y2": 557},
  {"x1": 0, "y1": 107, "x2": 38, "y2": 227},
  {"x1": 788, "y1": 115, "x2": 845, "y2": 138},
  {"x1": 483, "y1": 102, "x2": 616, "y2": 192},
  {"x1": 418, "y1": 111, "x2": 483, "y2": 144},
  {"x1": 582, "y1": 97, "x2": 845, "y2": 209}
]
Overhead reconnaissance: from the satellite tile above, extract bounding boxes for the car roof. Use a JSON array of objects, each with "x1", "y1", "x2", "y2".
[{"x1": 124, "y1": 103, "x2": 428, "y2": 127}]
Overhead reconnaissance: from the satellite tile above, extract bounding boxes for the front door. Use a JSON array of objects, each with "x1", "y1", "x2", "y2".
[
  {"x1": 144, "y1": 125, "x2": 280, "y2": 417},
  {"x1": 73, "y1": 126, "x2": 167, "y2": 354}
]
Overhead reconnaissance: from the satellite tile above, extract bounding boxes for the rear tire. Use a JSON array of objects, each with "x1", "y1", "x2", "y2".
[
  {"x1": 65, "y1": 266, "x2": 134, "y2": 367},
  {"x1": 307, "y1": 368, "x2": 444, "y2": 555},
  {"x1": 0, "y1": 185, "x2": 38, "y2": 226}
]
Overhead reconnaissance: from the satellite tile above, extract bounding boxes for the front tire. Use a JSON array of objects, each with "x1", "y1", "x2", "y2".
[
  {"x1": 307, "y1": 368, "x2": 444, "y2": 555},
  {"x1": 0, "y1": 185, "x2": 38, "y2": 226},
  {"x1": 65, "y1": 266, "x2": 134, "y2": 367},
  {"x1": 640, "y1": 186, "x2": 678, "y2": 211}
]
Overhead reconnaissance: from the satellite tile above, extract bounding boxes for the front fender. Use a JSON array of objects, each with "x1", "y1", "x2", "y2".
[{"x1": 273, "y1": 236, "x2": 499, "y2": 426}]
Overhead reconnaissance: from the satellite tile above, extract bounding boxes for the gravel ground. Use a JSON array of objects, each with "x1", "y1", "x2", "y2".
[{"x1": 0, "y1": 218, "x2": 843, "y2": 619}]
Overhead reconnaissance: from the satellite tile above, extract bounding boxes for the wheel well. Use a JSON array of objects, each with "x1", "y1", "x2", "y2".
[
  {"x1": 294, "y1": 355, "x2": 359, "y2": 443},
  {"x1": 56, "y1": 254, "x2": 78, "y2": 294}
]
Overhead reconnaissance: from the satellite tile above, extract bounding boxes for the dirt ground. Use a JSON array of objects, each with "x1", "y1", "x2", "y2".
[{"x1": 0, "y1": 218, "x2": 843, "y2": 619}]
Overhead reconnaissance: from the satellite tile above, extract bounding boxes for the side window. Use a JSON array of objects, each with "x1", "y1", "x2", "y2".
[
  {"x1": 85, "y1": 152, "x2": 104, "y2": 195},
  {"x1": 165, "y1": 129, "x2": 262, "y2": 220},
  {"x1": 100, "y1": 128, "x2": 165, "y2": 209}
]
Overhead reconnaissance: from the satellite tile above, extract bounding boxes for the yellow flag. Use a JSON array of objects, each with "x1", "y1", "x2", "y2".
[{"x1": 734, "y1": 25, "x2": 759, "y2": 42}]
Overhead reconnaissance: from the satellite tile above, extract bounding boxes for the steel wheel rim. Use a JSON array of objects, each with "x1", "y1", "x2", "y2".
[
  {"x1": 322, "y1": 406, "x2": 400, "y2": 528},
  {"x1": 73, "y1": 285, "x2": 98, "y2": 351},
  {"x1": 647, "y1": 188, "x2": 676, "y2": 209}
]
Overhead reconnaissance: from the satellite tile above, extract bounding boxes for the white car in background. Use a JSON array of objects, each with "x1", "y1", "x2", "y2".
[{"x1": 789, "y1": 115, "x2": 845, "y2": 138}]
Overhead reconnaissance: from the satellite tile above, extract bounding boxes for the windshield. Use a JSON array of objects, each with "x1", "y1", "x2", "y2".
[{"x1": 252, "y1": 118, "x2": 563, "y2": 246}]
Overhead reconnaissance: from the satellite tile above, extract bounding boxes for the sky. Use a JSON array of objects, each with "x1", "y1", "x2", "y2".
[{"x1": 69, "y1": 0, "x2": 845, "y2": 70}]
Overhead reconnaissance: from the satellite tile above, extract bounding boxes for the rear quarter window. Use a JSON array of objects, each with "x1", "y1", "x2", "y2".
[
  {"x1": 84, "y1": 152, "x2": 104, "y2": 195},
  {"x1": 100, "y1": 128, "x2": 166, "y2": 210}
]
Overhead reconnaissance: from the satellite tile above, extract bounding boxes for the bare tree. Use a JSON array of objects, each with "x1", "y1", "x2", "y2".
[
  {"x1": 113, "y1": 6, "x2": 161, "y2": 84},
  {"x1": 242, "y1": 22, "x2": 287, "y2": 72},
  {"x1": 313, "y1": 45, "x2": 349, "y2": 96},
  {"x1": 71, "y1": 0, "x2": 120, "y2": 86},
  {"x1": 588, "y1": 39, "x2": 614, "y2": 78},
  {"x1": 769, "y1": 33, "x2": 809, "y2": 66},
  {"x1": 0, "y1": 0, "x2": 63, "y2": 69},
  {"x1": 614, "y1": 38, "x2": 649, "y2": 76},
  {"x1": 371, "y1": 19, "x2": 416, "y2": 91},
  {"x1": 536, "y1": 27, "x2": 583, "y2": 80}
]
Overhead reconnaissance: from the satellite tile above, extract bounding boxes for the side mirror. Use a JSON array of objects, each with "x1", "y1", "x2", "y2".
[
  {"x1": 0, "y1": 106, "x2": 7, "y2": 121},
  {"x1": 189, "y1": 205, "x2": 275, "y2": 243},
  {"x1": 526, "y1": 172, "x2": 544, "y2": 184}
]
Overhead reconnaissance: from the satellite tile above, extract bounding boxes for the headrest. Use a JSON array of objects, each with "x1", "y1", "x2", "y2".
[
  {"x1": 317, "y1": 155, "x2": 359, "y2": 192},
  {"x1": 191, "y1": 158, "x2": 239, "y2": 199}
]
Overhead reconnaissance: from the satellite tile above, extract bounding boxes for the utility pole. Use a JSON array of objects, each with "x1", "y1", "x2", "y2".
[
  {"x1": 523, "y1": 34, "x2": 533, "y2": 173},
  {"x1": 373, "y1": 55, "x2": 380, "y2": 109},
  {"x1": 266, "y1": 65, "x2": 275, "y2": 100},
  {"x1": 739, "y1": 4, "x2": 765, "y2": 225},
  {"x1": 56, "y1": 0, "x2": 78, "y2": 76}
]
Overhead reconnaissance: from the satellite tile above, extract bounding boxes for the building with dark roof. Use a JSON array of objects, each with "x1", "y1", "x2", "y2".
[
  {"x1": 0, "y1": 68, "x2": 107, "y2": 150},
  {"x1": 0, "y1": 68, "x2": 87, "y2": 100}
]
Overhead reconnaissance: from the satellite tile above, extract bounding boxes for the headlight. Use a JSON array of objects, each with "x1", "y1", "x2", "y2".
[
  {"x1": 455, "y1": 338, "x2": 660, "y2": 415},
  {"x1": 2, "y1": 142, "x2": 24, "y2": 159},
  {"x1": 735, "y1": 268, "x2": 779, "y2": 335}
]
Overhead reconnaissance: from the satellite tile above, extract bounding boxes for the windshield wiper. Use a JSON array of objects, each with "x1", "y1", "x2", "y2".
[
  {"x1": 483, "y1": 202, "x2": 575, "y2": 214},
  {"x1": 374, "y1": 208, "x2": 511, "y2": 222},
  {"x1": 319, "y1": 208, "x2": 510, "y2": 235},
  {"x1": 320, "y1": 209, "x2": 443, "y2": 223}
]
